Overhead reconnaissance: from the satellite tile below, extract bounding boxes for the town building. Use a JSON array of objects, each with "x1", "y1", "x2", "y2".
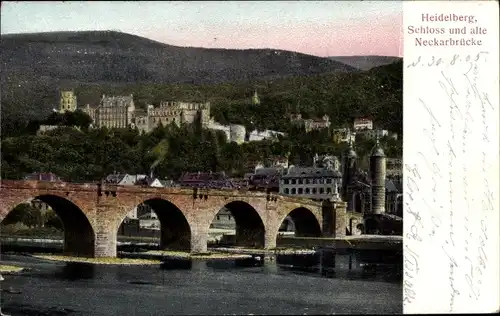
[
  {"x1": 332, "y1": 128, "x2": 356, "y2": 144},
  {"x1": 290, "y1": 114, "x2": 331, "y2": 132},
  {"x1": 248, "y1": 167, "x2": 281, "y2": 192},
  {"x1": 386, "y1": 158, "x2": 403, "y2": 177},
  {"x1": 279, "y1": 157, "x2": 342, "y2": 201},
  {"x1": 385, "y1": 179, "x2": 403, "y2": 217},
  {"x1": 59, "y1": 90, "x2": 77, "y2": 113},
  {"x1": 177, "y1": 172, "x2": 236, "y2": 189},
  {"x1": 104, "y1": 173, "x2": 165, "y2": 220},
  {"x1": 353, "y1": 117, "x2": 373, "y2": 131},
  {"x1": 357, "y1": 128, "x2": 398, "y2": 140},
  {"x1": 248, "y1": 129, "x2": 285, "y2": 142}
]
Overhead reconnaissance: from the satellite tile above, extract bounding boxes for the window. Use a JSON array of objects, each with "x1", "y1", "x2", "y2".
[
  {"x1": 305, "y1": 188, "x2": 310, "y2": 194},
  {"x1": 291, "y1": 188, "x2": 296, "y2": 194},
  {"x1": 298, "y1": 188, "x2": 303, "y2": 194},
  {"x1": 327, "y1": 187, "x2": 332, "y2": 194},
  {"x1": 326, "y1": 178, "x2": 332, "y2": 184},
  {"x1": 217, "y1": 215, "x2": 220, "y2": 220},
  {"x1": 312, "y1": 188, "x2": 317, "y2": 194},
  {"x1": 320, "y1": 188, "x2": 324, "y2": 194},
  {"x1": 298, "y1": 179, "x2": 303, "y2": 184},
  {"x1": 285, "y1": 188, "x2": 290, "y2": 194},
  {"x1": 291, "y1": 179, "x2": 296, "y2": 185},
  {"x1": 284, "y1": 179, "x2": 289, "y2": 184}
]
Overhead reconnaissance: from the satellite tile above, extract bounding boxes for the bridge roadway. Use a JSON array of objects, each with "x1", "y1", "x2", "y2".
[{"x1": 0, "y1": 180, "x2": 362, "y2": 258}]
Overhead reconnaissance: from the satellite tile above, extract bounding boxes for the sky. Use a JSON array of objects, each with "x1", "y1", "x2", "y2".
[{"x1": 1, "y1": 1, "x2": 403, "y2": 57}]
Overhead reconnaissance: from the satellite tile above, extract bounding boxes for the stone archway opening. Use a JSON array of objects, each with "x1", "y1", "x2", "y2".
[
  {"x1": 278, "y1": 207, "x2": 322, "y2": 240},
  {"x1": 364, "y1": 217, "x2": 380, "y2": 235},
  {"x1": 0, "y1": 195, "x2": 95, "y2": 257},
  {"x1": 209, "y1": 201, "x2": 265, "y2": 248},
  {"x1": 117, "y1": 198, "x2": 191, "y2": 251}
]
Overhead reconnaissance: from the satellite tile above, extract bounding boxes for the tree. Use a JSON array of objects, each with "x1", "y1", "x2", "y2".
[{"x1": 2, "y1": 203, "x2": 43, "y2": 228}]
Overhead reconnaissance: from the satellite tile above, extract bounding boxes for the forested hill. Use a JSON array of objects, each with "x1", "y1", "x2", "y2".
[
  {"x1": 1, "y1": 59, "x2": 403, "y2": 139},
  {"x1": 1, "y1": 30, "x2": 356, "y2": 86}
]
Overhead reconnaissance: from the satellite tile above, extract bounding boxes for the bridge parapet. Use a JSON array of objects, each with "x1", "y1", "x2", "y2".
[{"x1": 0, "y1": 179, "x2": 98, "y2": 192}]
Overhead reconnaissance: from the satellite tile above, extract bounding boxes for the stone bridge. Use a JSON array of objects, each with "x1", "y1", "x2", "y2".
[{"x1": 0, "y1": 180, "x2": 350, "y2": 258}]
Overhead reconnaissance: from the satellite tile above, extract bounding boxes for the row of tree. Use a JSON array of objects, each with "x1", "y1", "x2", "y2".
[
  {"x1": 0, "y1": 203, "x2": 62, "y2": 230},
  {"x1": 1, "y1": 113, "x2": 401, "y2": 182}
]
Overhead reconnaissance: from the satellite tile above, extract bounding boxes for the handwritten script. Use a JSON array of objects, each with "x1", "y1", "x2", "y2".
[{"x1": 403, "y1": 4, "x2": 499, "y2": 313}]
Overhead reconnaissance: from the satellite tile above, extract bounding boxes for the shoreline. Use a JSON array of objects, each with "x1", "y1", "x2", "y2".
[
  {"x1": 32, "y1": 254, "x2": 161, "y2": 265},
  {"x1": 0, "y1": 264, "x2": 25, "y2": 273}
]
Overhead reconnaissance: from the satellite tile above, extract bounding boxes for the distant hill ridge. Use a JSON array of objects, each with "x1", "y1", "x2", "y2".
[
  {"x1": 328, "y1": 56, "x2": 402, "y2": 71},
  {"x1": 1, "y1": 30, "x2": 359, "y2": 85}
]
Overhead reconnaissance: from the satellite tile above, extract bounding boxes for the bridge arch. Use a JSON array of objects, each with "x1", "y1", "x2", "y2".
[
  {"x1": 206, "y1": 200, "x2": 265, "y2": 248},
  {"x1": 0, "y1": 193, "x2": 95, "y2": 257},
  {"x1": 117, "y1": 197, "x2": 192, "y2": 251},
  {"x1": 276, "y1": 207, "x2": 322, "y2": 240}
]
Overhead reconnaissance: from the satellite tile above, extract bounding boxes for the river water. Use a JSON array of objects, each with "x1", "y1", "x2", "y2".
[{"x1": 1, "y1": 251, "x2": 402, "y2": 315}]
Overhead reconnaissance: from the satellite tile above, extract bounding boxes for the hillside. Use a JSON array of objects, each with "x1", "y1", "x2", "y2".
[
  {"x1": 328, "y1": 56, "x2": 402, "y2": 71},
  {"x1": 1, "y1": 30, "x2": 356, "y2": 86}
]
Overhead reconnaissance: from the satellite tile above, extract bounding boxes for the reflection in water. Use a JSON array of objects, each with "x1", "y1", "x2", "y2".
[
  {"x1": 160, "y1": 259, "x2": 192, "y2": 270},
  {"x1": 0, "y1": 251, "x2": 402, "y2": 315},
  {"x1": 275, "y1": 249, "x2": 402, "y2": 283},
  {"x1": 54, "y1": 262, "x2": 96, "y2": 280},
  {"x1": 206, "y1": 257, "x2": 264, "y2": 270}
]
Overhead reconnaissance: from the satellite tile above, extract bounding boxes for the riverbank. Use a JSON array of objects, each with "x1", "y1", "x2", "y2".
[
  {"x1": 0, "y1": 264, "x2": 24, "y2": 273},
  {"x1": 121, "y1": 250, "x2": 253, "y2": 260},
  {"x1": 32, "y1": 254, "x2": 161, "y2": 265}
]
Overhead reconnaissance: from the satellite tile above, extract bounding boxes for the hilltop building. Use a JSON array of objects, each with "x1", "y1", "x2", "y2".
[
  {"x1": 59, "y1": 90, "x2": 77, "y2": 113},
  {"x1": 353, "y1": 117, "x2": 373, "y2": 130},
  {"x1": 81, "y1": 94, "x2": 135, "y2": 129},
  {"x1": 134, "y1": 101, "x2": 211, "y2": 134},
  {"x1": 290, "y1": 113, "x2": 331, "y2": 132}
]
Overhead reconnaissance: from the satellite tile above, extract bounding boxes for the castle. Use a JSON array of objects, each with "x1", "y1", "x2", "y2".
[
  {"x1": 76, "y1": 94, "x2": 210, "y2": 132},
  {"x1": 134, "y1": 101, "x2": 210, "y2": 133},
  {"x1": 59, "y1": 90, "x2": 77, "y2": 113}
]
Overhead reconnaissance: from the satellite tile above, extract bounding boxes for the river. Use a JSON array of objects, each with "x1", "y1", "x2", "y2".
[{"x1": 0, "y1": 251, "x2": 402, "y2": 315}]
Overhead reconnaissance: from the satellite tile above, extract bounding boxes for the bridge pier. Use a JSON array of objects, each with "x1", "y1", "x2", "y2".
[{"x1": 92, "y1": 205, "x2": 118, "y2": 258}]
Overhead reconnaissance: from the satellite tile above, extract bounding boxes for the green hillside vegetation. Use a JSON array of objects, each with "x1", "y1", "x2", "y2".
[
  {"x1": 1, "y1": 59, "x2": 402, "y2": 137},
  {"x1": 0, "y1": 60, "x2": 402, "y2": 182}
]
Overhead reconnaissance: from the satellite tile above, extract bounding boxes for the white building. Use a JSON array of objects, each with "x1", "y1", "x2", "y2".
[
  {"x1": 279, "y1": 166, "x2": 342, "y2": 201},
  {"x1": 248, "y1": 129, "x2": 284, "y2": 142},
  {"x1": 229, "y1": 124, "x2": 246, "y2": 144},
  {"x1": 104, "y1": 173, "x2": 165, "y2": 219},
  {"x1": 357, "y1": 129, "x2": 398, "y2": 140},
  {"x1": 207, "y1": 118, "x2": 285, "y2": 144},
  {"x1": 353, "y1": 118, "x2": 373, "y2": 131}
]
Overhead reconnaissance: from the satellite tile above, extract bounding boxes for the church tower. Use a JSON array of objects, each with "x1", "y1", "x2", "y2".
[
  {"x1": 252, "y1": 90, "x2": 260, "y2": 105},
  {"x1": 59, "y1": 90, "x2": 77, "y2": 113},
  {"x1": 341, "y1": 139, "x2": 357, "y2": 210},
  {"x1": 369, "y1": 136, "x2": 386, "y2": 214}
]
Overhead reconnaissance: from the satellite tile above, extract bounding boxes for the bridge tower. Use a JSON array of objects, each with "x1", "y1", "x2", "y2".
[
  {"x1": 341, "y1": 138, "x2": 357, "y2": 211},
  {"x1": 369, "y1": 136, "x2": 386, "y2": 214}
]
